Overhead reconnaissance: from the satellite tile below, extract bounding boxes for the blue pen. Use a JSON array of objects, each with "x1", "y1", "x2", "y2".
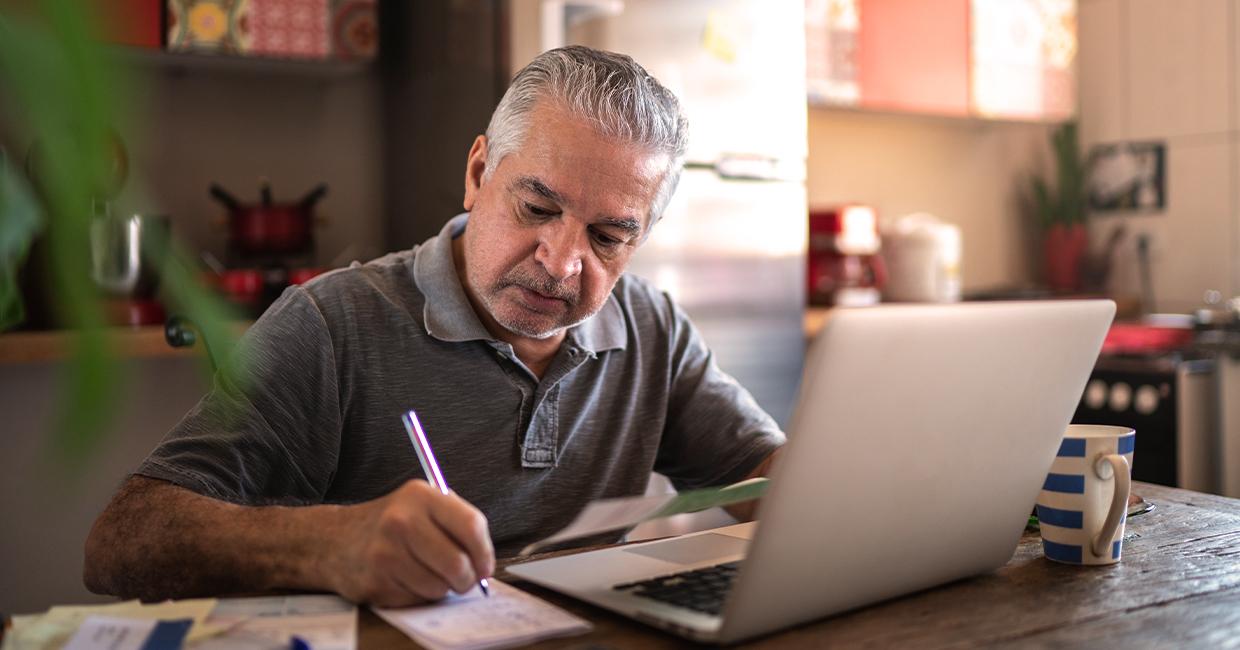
[{"x1": 402, "y1": 410, "x2": 491, "y2": 597}]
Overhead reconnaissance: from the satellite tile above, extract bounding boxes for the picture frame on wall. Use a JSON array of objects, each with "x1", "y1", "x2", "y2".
[{"x1": 1088, "y1": 141, "x2": 1166, "y2": 212}]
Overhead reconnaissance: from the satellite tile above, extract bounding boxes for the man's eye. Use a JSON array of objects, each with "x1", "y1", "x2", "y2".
[
  {"x1": 591, "y1": 229, "x2": 623, "y2": 248},
  {"x1": 524, "y1": 203, "x2": 556, "y2": 217}
]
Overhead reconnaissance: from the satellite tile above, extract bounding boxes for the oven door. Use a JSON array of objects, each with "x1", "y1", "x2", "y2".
[{"x1": 1073, "y1": 355, "x2": 1218, "y2": 492}]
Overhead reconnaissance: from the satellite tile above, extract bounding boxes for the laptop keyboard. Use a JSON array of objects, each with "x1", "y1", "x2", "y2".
[{"x1": 612, "y1": 561, "x2": 741, "y2": 616}]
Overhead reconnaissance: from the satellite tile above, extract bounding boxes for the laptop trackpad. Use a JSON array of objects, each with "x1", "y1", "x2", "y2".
[{"x1": 623, "y1": 533, "x2": 750, "y2": 566}]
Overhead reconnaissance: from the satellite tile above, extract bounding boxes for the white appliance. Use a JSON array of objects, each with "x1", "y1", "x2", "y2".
[{"x1": 881, "y1": 212, "x2": 962, "y2": 303}]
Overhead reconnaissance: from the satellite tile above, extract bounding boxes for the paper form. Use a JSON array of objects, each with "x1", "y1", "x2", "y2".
[
  {"x1": 373, "y1": 580, "x2": 590, "y2": 650},
  {"x1": 196, "y1": 595, "x2": 357, "y2": 650},
  {"x1": 519, "y1": 477, "x2": 770, "y2": 555}
]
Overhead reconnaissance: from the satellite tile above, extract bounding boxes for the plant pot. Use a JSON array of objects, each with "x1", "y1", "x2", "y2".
[{"x1": 1044, "y1": 222, "x2": 1088, "y2": 293}]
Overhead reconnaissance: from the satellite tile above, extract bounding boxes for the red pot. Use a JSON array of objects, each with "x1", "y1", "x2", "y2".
[
  {"x1": 1044, "y1": 223, "x2": 1088, "y2": 293},
  {"x1": 229, "y1": 203, "x2": 313, "y2": 256},
  {"x1": 211, "y1": 182, "x2": 327, "y2": 257}
]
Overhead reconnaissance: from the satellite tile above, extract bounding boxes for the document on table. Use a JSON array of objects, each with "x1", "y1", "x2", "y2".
[
  {"x1": 373, "y1": 580, "x2": 590, "y2": 650},
  {"x1": 520, "y1": 476, "x2": 770, "y2": 555},
  {"x1": 61, "y1": 616, "x2": 192, "y2": 650},
  {"x1": 1, "y1": 599, "x2": 218, "y2": 650},
  {"x1": 196, "y1": 595, "x2": 357, "y2": 650}
]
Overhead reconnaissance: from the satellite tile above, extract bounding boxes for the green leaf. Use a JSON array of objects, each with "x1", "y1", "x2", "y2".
[
  {"x1": 0, "y1": 156, "x2": 44, "y2": 331},
  {"x1": 1029, "y1": 121, "x2": 1089, "y2": 227},
  {"x1": 0, "y1": 1, "x2": 248, "y2": 464}
]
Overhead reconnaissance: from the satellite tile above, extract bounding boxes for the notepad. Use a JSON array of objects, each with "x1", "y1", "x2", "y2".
[{"x1": 372, "y1": 580, "x2": 590, "y2": 650}]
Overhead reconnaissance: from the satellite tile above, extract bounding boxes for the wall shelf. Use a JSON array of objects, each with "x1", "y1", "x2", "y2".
[
  {"x1": 114, "y1": 45, "x2": 374, "y2": 79},
  {"x1": 0, "y1": 321, "x2": 249, "y2": 365},
  {"x1": 0, "y1": 326, "x2": 196, "y2": 365}
]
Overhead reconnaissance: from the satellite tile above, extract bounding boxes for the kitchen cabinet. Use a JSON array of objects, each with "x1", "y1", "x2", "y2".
[
  {"x1": 807, "y1": 0, "x2": 1078, "y2": 121},
  {"x1": 0, "y1": 354, "x2": 211, "y2": 612},
  {"x1": 854, "y1": 0, "x2": 970, "y2": 116}
]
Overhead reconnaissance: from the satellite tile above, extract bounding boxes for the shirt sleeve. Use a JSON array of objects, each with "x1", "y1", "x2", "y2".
[
  {"x1": 133, "y1": 286, "x2": 343, "y2": 504},
  {"x1": 653, "y1": 296, "x2": 786, "y2": 491}
]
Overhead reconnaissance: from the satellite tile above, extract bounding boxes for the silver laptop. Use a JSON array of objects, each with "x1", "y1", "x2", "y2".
[{"x1": 508, "y1": 300, "x2": 1115, "y2": 643}]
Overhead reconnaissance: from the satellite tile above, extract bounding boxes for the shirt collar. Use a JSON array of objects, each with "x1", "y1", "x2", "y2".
[{"x1": 412, "y1": 213, "x2": 628, "y2": 354}]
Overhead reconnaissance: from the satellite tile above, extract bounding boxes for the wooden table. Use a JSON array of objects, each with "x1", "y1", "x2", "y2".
[{"x1": 360, "y1": 482, "x2": 1240, "y2": 648}]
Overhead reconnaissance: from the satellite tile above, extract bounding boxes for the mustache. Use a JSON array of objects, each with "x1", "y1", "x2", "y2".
[{"x1": 500, "y1": 268, "x2": 579, "y2": 304}]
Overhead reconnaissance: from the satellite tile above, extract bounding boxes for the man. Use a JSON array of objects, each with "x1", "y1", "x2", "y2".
[{"x1": 84, "y1": 46, "x2": 784, "y2": 608}]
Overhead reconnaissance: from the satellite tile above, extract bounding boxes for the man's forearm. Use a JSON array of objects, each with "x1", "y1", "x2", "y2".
[{"x1": 83, "y1": 476, "x2": 340, "y2": 601}]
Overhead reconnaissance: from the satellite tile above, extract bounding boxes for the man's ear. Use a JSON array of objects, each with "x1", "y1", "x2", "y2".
[{"x1": 463, "y1": 135, "x2": 488, "y2": 212}]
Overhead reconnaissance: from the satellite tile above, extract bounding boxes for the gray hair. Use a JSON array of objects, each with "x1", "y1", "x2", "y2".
[{"x1": 483, "y1": 45, "x2": 689, "y2": 226}]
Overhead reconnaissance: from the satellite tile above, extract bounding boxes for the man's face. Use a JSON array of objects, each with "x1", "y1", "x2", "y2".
[{"x1": 458, "y1": 100, "x2": 669, "y2": 342}]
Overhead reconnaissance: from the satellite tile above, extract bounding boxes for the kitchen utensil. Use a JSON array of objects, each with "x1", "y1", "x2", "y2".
[
  {"x1": 1081, "y1": 224, "x2": 1126, "y2": 293},
  {"x1": 88, "y1": 209, "x2": 170, "y2": 298},
  {"x1": 1137, "y1": 233, "x2": 1154, "y2": 313}
]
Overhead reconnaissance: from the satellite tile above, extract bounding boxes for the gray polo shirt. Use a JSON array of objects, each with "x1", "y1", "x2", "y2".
[{"x1": 137, "y1": 214, "x2": 785, "y2": 556}]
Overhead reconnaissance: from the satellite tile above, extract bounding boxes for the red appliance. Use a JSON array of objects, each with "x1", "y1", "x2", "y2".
[{"x1": 808, "y1": 205, "x2": 886, "y2": 307}]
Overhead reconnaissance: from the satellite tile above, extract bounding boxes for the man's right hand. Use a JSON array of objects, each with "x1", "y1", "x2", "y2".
[
  {"x1": 323, "y1": 479, "x2": 496, "y2": 607},
  {"x1": 84, "y1": 476, "x2": 494, "y2": 607}
]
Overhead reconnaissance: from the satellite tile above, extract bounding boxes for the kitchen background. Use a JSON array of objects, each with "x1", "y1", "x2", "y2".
[{"x1": 2, "y1": 0, "x2": 1238, "y2": 612}]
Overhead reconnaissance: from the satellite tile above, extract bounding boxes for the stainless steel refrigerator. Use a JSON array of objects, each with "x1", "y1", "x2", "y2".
[{"x1": 520, "y1": 0, "x2": 810, "y2": 429}]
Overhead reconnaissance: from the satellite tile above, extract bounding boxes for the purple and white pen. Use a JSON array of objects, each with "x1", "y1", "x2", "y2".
[{"x1": 401, "y1": 409, "x2": 491, "y2": 597}]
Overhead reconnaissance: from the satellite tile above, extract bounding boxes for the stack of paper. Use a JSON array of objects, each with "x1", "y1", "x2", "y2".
[
  {"x1": 2, "y1": 599, "x2": 219, "y2": 650},
  {"x1": 373, "y1": 580, "x2": 590, "y2": 650}
]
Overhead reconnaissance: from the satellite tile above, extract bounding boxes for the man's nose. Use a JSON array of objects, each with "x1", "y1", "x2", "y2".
[{"x1": 534, "y1": 222, "x2": 585, "y2": 282}]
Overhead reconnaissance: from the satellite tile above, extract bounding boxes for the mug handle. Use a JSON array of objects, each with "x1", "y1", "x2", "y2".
[{"x1": 1090, "y1": 454, "x2": 1132, "y2": 558}]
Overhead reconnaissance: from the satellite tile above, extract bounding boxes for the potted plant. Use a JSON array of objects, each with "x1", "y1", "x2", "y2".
[
  {"x1": 0, "y1": 1, "x2": 241, "y2": 461},
  {"x1": 1030, "y1": 121, "x2": 1091, "y2": 293}
]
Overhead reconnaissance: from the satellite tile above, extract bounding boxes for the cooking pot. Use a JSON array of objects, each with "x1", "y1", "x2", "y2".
[{"x1": 210, "y1": 182, "x2": 327, "y2": 257}]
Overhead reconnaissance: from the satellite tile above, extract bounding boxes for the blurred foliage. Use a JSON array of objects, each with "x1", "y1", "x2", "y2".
[
  {"x1": 0, "y1": 148, "x2": 41, "y2": 330},
  {"x1": 0, "y1": 0, "x2": 243, "y2": 463},
  {"x1": 1030, "y1": 121, "x2": 1092, "y2": 229}
]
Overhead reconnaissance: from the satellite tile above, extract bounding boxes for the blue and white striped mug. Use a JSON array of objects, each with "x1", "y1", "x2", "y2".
[{"x1": 1037, "y1": 425, "x2": 1136, "y2": 565}]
